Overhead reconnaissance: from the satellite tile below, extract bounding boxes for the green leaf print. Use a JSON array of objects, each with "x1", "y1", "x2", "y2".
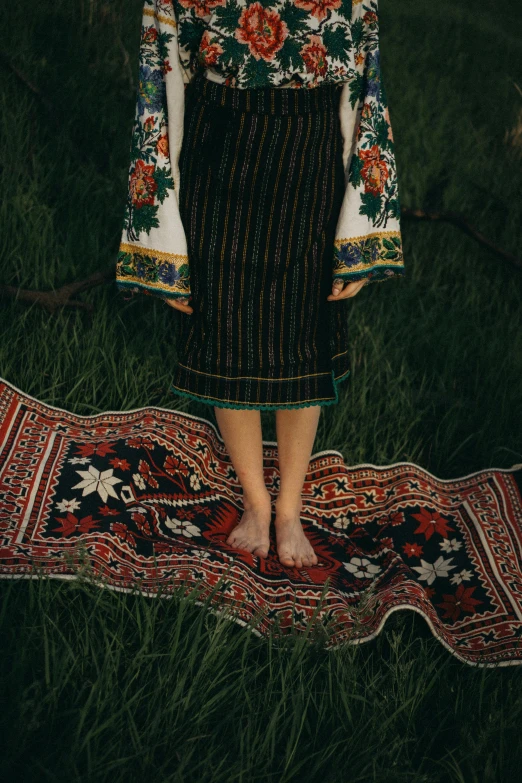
[
  {"x1": 278, "y1": 37, "x2": 304, "y2": 74},
  {"x1": 349, "y1": 154, "x2": 364, "y2": 189},
  {"x1": 322, "y1": 25, "x2": 352, "y2": 64},
  {"x1": 359, "y1": 192, "x2": 382, "y2": 222},
  {"x1": 279, "y1": 5, "x2": 310, "y2": 37},
  {"x1": 243, "y1": 57, "x2": 277, "y2": 89},
  {"x1": 132, "y1": 204, "x2": 160, "y2": 236},
  {"x1": 350, "y1": 17, "x2": 365, "y2": 51},
  {"x1": 154, "y1": 168, "x2": 174, "y2": 203},
  {"x1": 214, "y1": 3, "x2": 242, "y2": 34},
  {"x1": 219, "y1": 36, "x2": 246, "y2": 69}
]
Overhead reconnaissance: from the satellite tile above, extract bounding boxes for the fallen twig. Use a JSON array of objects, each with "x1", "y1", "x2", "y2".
[
  {"x1": 401, "y1": 207, "x2": 522, "y2": 269},
  {"x1": 0, "y1": 268, "x2": 114, "y2": 313}
]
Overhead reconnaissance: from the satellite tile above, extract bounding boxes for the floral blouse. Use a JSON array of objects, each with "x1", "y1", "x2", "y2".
[
  {"x1": 176, "y1": 0, "x2": 359, "y2": 89},
  {"x1": 116, "y1": 0, "x2": 405, "y2": 301}
]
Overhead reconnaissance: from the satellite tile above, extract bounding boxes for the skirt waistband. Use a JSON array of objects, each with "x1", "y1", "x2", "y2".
[{"x1": 190, "y1": 71, "x2": 344, "y2": 115}]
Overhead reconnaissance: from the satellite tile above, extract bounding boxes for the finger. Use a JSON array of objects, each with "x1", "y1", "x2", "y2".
[
  {"x1": 175, "y1": 302, "x2": 193, "y2": 313},
  {"x1": 327, "y1": 278, "x2": 366, "y2": 301},
  {"x1": 164, "y1": 297, "x2": 193, "y2": 314},
  {"x1": 331, "y1": 277, "x2": 345, "y2": 297}
]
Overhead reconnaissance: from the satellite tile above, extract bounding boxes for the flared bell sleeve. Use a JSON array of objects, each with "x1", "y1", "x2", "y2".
[
  {"x1": 333, "y1": 0, "x2": 405, "y2": 286},
  {"x1": 116, "y1": 0, "x2": 196, "y2": 301}
]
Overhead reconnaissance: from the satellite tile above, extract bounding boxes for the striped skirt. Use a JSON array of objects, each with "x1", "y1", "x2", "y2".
[{"x1": 171, "y1": 71, "x2": 351, "y2": 411}]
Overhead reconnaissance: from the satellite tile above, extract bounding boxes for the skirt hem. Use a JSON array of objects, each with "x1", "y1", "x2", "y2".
[{"x1": 169, "y1": 369, "x2": 350, "y2": 411}]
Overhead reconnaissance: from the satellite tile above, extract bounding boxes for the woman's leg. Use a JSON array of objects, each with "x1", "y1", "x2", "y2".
[
  {"x1": 215, "y1": 407, "x2": 272, "y2": 558},
  {"x1": 274, "y1": 406, "x2": 321, "y2": 568}
]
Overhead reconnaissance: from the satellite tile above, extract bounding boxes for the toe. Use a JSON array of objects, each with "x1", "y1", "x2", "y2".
[{"x1": 253, "y1": 546, "x2": 268, "y2": 558}]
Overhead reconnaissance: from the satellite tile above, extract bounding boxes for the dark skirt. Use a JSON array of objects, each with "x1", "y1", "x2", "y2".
[{"x1": 171, "y1": 71, "x2": 351, "y2": 410}]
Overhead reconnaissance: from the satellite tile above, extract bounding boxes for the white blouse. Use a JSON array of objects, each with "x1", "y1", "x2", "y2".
[{"x1": 116, "y1": 0, "x2": 405, "y2": 300}]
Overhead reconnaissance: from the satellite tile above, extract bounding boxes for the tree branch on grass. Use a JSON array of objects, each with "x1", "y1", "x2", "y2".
[
  {"x1": 401, "y1": 207, "x2": 522, "y2": 269},
  {"x1": 0, "y1": 269, "x2": 115, "y2": 314}
]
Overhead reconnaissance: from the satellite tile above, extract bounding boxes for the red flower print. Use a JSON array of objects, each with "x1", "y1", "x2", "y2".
[
  {"x1": 361, "y1": 102, "x2": 373, "y2": 119},
  {"x1": 200, "y1": 30, "x2": 224, "y2": 67},
  {"x1": 74, "y1": 442, "x2": 116, "y2": 458},
  {"x1": 301, "y1": 36, "x2": 328, "y2": 78},
  {"x1": 363, "y1": 11, "x2": 378, "y2": 27},
  {"x1": 294, "y1": 0, "x2": 342, "y2": 22},
  {"x1": 411, "y1": 507, "x2": 455, "y2": 541},
  {"x1": 389, "y1": 511, "x2": 405, "y2": 526},
  {"x1": 109, "y1": 457, "x2": 130, "y2": 471},
  {"x1": 236, "y1": 3, "x2": 288, "y2": 62},
  {"x1": 54, "y1": 513, "x2": 100, "y2": 537},
  {"x1": 156, "y1": 134, "x2": 169, "y2": 157},
  {"x1": 138, "y1": 459, "x2": 159, "y2": 489},
  {"x1": 132, "y1": 511, "x2": 153, "y2": 536},
  {"x1": 127, "y1": 436, "x2": 155, "y2": 450},
  {"x1": 144, "y1": 116, "x2": 156, "y2": 133},
  {"x1": 77, "y1": 515, "x2": 100, "y2": 534},
  {"x1": 436, "y1": 584, "x2": 483, "y2": 622},
  {"x1": 143, "y1": 26, "x2": 158, "y2": 44},
  {"x1": 130, "y1": 159, "x2": 158, "y2": 208},
  {"x1": 53, "y1": 514, "x2": 77, "y2": 536},
  {"x1": 403, "y1": 542, "x2": 423, "y2": 558},
  {"x1": 98, "y1": 505, "x2": 120, "y2": 517},
  {"x1": 358, "y1": 145, "x2": 389, "y2": 196},
  {"x1": 161, "y1": 59, "x2": 172, "y2": 75},
  {"x1": 178, "y1": 0, "x2": 226, "y2": 18},
  {"x1": 164, "y1": 454, "x2": 189, "y2": 476},
  {"x1": 110, "y1": 522, "x2": 137, "y2": 547}
]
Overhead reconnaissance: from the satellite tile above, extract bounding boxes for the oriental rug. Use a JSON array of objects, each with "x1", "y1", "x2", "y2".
[{"x1": 1, "y1": 377, "x2": 521, "y2": 667}]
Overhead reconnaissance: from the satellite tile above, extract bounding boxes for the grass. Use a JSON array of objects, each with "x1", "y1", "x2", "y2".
[
  {"x1": 1, "y1": 0, "x2": 522, "y2": 780},
  {"x1": 2, "y1": 575, "x2": 522, "y2": 782}
]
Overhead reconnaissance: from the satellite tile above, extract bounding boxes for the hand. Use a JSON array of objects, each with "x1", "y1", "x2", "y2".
[
  {"x1": 327, "y1": 277, "x2": 367, "y2": 301},
  {"x1": 164, "y1": 296, "x2": 193, "y2": 315}
]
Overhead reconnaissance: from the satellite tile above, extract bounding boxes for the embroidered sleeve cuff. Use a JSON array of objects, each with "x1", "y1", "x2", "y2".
[
  {"x1": 333, "y1": 230, "x2": 405, "y2": 284},
  {"x1": 116, "y1": 242, "x2": 191, "y2": 299}
]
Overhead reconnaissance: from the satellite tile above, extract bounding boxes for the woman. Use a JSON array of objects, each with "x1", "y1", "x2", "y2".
[{"x1": 116, "y1": 0, "x2": 405, "y2": 569}]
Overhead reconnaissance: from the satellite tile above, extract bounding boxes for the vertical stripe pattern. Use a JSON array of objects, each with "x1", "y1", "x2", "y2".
[{"x1": 172, "y1": 73, "x2": 351, "y2": 410}]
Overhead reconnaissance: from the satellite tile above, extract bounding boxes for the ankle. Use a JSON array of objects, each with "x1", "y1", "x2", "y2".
[
  {"x1": 274, "y1": 496, "x2": 302, "y2": 519},
  {"x1": 243, "y1": 489, "x2": 272, "y2": 511}
]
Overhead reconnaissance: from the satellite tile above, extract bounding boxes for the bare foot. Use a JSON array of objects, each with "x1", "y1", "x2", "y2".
[
  {"x1": 274, "y1": 498, "x2": 318, "y2": 569},
  {"x1": 226, "y1": 493, "x2": 272, "y2": 558}
]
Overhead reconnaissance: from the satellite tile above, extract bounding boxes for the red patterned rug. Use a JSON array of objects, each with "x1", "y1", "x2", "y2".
[{"x1": 1, "y1": 378, "x2": 521, "y2": 667}]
